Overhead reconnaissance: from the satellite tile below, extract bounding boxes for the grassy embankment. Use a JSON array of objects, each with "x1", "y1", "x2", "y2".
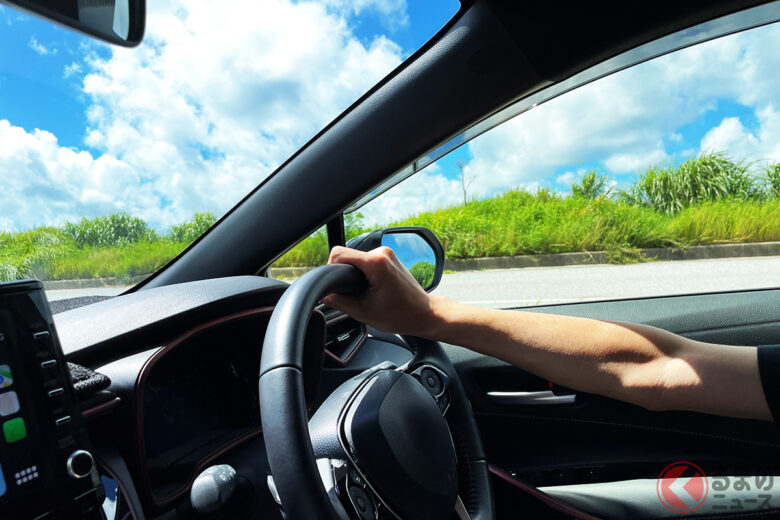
[
  {"x1": 2, "y1": 154, "x2": 780, "y2": 282},
  {"x1": 275, "y1": 154, "x2": 780, "y2": 267},
  {"x1": 0, "y1": 213, "x2": 215, "y2": 281}
]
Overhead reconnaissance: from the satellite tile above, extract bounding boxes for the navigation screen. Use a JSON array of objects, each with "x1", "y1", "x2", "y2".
[
  {"x1": 0, "y1": 314, "x2": 42, "y2": 507},
  {"x1": 0, "y1": 281, "x2": 103, "y2": 518}
]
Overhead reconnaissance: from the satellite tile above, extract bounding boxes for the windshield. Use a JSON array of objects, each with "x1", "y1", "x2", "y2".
[{"x1": 0, "y1": 0, "x2": 459, "y2": 307}]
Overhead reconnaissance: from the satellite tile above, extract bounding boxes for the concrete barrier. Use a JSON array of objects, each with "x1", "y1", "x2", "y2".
[{"x1": 442, "y1": 241, "x2": 780, "y2": 272}]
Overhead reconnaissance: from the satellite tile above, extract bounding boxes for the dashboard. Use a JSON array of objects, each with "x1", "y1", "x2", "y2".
[
  {"x1": 138, "y1": 308, "x2": 324, "y2": 504},
  {"x1": 52, "y1": 275, "x2": 414, "y2": 518}
]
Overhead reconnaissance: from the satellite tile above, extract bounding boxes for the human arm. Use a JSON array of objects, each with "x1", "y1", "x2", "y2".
[{"x1": 322, "y1": 246, "x2": 772, "y2": 421}]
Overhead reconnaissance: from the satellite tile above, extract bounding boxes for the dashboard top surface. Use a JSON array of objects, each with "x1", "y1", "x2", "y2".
[{"x1": 54, "y1": 276, "x2": 288, "y2": 362}]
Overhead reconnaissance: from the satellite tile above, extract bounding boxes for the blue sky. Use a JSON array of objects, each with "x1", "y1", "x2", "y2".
[
  {"x1": 0, "y1": 1, "x2": 458, "y2": 151},
  {"x1": 0, "y1": 8, "x2": 92, "y2": 149},
  {"x1": 0, "y1": 1, "x2": 457, "y2": 151},
  {"x1": 1, "y1": 1, "x2": 780, "y2": 232}
]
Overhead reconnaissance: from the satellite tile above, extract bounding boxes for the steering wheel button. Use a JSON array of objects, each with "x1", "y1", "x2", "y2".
[
  {"x1": 420, "y1": 368, "x2": 443, "y2": 395},
  {"x1": 348, "y1": 486, "x2": 375, "y2": 520}
]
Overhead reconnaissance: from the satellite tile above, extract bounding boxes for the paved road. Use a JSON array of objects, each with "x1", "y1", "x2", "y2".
[
  {"x1": 433, "y1": 255, "x2": 780, "y2": 308},
  {"x1": 45, "y1": 256, "x2": 780, "y2": 309}
]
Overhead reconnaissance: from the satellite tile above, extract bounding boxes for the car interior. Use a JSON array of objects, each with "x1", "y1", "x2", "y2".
[{"x1": 2, "y1": 0, "x2": 780, "y2": 519}]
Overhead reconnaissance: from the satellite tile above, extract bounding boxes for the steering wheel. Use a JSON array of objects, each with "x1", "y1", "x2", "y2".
[{"x1": 259, "y1": 264, "x2": 495, "y2": 520}]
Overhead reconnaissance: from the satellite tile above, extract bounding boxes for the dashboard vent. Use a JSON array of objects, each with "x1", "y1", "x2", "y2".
[{"x1": 324, "y1": 316, "x2": 366, "y2": 366}]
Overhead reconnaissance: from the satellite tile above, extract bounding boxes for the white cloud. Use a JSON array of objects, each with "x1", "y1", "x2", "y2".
[
  {"x1": 604, "y1": 146, "x2": 668, "y2": 174},
  {"x1": 0, "y1": 119, "x2": 156, "y2": 228},
  {"x1": 555, "y1": 171, "x2": 576, "y2": 186},
  {"x1": 324, "y1": 0, "x2": 408, "y2": 30},
  {"x1": 63, "y1": 62, "x2": 82, "y2": 78},
  {"x1": 0, "y1": 218, "x2": 15, "y2": 233},
  {"x1": 4, "y1": 0, "x2": 404, "y2": 230},
  {"x1": 28, "y1": 36, "x2": 56, "y2": 55},
  {"x1": 358, "y1": 23, "x2": 780, "y2": 224},
  {"x1": 701, "y1": 117, "x2": 759, "y2": 158},
  {"x1": 701, "y1": 108, "x2": 780, "y2": 165},
  {"x1": 360, "y1": 165, "x2": 462, "y2": 226}
]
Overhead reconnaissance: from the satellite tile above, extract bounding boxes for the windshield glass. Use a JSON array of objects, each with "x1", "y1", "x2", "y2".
[{"x1": 0, "y1": 1, "x2": 459, "y2": 306}]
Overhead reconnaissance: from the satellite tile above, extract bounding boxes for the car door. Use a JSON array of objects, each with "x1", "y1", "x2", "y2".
[{"x1": 447, "y1": 289, "x2": 780, "y2": 518}]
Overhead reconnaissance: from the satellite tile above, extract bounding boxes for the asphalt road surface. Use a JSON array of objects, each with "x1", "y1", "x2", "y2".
[
  {"x1": 433, "y1": 255, "x2": 780, "y2": 308},
  {"x1": 45, "y1": 256, "x2": 780, "y2": 310}
]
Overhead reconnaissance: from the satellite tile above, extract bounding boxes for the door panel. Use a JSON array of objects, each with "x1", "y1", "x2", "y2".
[{"x1": 443, "y1": 288, "x2": 780, "y2": 518}]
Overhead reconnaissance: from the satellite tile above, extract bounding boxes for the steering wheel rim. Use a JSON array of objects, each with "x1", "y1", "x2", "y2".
[{"x1": 259, "y1": 264, "x2": 495, "y2": 519}]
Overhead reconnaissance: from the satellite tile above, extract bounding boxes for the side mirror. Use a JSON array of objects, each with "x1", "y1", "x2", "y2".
[
  {"x1": 1, "y1": 0, "x2": 145, "y2": 47},
  {"x1": 346, "y1": 227, "x2": 445, "y2": 293}
]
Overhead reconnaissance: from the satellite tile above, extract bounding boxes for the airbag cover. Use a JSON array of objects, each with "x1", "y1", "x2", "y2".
[{"x1": 344, "y1": 370, "x2": 458, "y2": 520}]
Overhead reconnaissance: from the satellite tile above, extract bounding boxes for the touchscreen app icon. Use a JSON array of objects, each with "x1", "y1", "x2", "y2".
[
  {"x1": 3, "y1": 417, "x2": 26, "y2": 443},
  {"x1": 0, "y1": 391, "x2": 20, "y2": 417},
  {"x1": 0, "y1": 364, "x2": 12, "y2": 388},
  {"x1": 0, "y1": 462, "x2": 6, "y2": 497}
]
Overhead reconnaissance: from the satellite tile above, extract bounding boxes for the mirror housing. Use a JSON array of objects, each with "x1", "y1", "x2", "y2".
[
  {"x1": 346, "y1": 227, "x2": 445, "y2": 293},
  {"x1": 1, "y1": 0, "x2": 145, "y2": 47}
]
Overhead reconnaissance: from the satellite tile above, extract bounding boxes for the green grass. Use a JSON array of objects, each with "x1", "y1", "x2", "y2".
[
  {"x1": 2, "y1": 153, "x2": 780, "y2": 282},
  {"x1": 270, "y1": 193, "x2": 780, "y2": 270},
  {"x1": 272, "y1": 153, "x2": 780, "y2": 268},
  {"x1": 0, "y1": 215, "x2": 203, "y2": 282},
  {"x1": 42, "y1": 241, "x2": 187, "y2": 280}
]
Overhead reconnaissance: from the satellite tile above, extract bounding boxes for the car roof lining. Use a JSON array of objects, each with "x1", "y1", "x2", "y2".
[{"x1": 135, "y1": 0, "x2": 778, "y2": 291}]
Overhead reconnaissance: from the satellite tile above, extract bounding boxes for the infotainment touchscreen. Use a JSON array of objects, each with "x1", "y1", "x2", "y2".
[
  {"x1": 0, "y1": 309, "x2": 50, "y2": 510},
  {"x1": 0, "y1": 280, "x2": 103, "y2": 519}
]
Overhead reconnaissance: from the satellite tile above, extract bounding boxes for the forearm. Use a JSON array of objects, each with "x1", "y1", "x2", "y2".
[
  {"x1": 324, "y1": 246, "x2": 770, "y2": 421},
  {"x1": 423, "y1": 296, "x2": 770, "y2": 420}
]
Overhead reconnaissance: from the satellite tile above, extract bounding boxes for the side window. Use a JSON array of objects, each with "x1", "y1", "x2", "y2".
[
  {"x1": 268, "y1": 226, "x2": 328, "y2": 281},
  {"x1": 267, "y1": 213, "x2": 366, "y2": 280},
  {"x1": 355, "y1": 22, "x2": 780, "y2": 308}
]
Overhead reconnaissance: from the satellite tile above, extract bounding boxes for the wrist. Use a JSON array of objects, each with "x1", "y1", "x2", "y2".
[{"x1": 418, "y1": 295, "x2": 454, "y2": 340}]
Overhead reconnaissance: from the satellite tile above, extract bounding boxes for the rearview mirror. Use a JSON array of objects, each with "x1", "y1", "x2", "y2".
[
  {"x1": 346, "y1": 227, "x2": 445, "y2": 292},
  {"x1": 1, "y1": 0, "x2": 145, "y2": 47}
]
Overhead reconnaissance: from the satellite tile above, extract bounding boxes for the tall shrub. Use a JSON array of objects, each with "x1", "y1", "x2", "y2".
[
  {"x1": 619, "y1": 153, "x2": 760, "y2": 213},
  {"x1": 167, "y1": 212, "x2": 217, "y2": 243},
  {"x1": 764, "y1": 163, "x2": 780, "y2": 198},
  {"x1": 64, "y1": 213, "x2": 155, "y2": 247}
]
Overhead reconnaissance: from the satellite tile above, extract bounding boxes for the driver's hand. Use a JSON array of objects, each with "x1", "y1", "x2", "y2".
[{"x1": 322, "y1": 246, "x2": 439, "y2": 337}]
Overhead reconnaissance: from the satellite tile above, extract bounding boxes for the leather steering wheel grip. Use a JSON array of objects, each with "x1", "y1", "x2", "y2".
[{"x1": 260, "y1": 264, "x2": 365, "y2": 520}]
